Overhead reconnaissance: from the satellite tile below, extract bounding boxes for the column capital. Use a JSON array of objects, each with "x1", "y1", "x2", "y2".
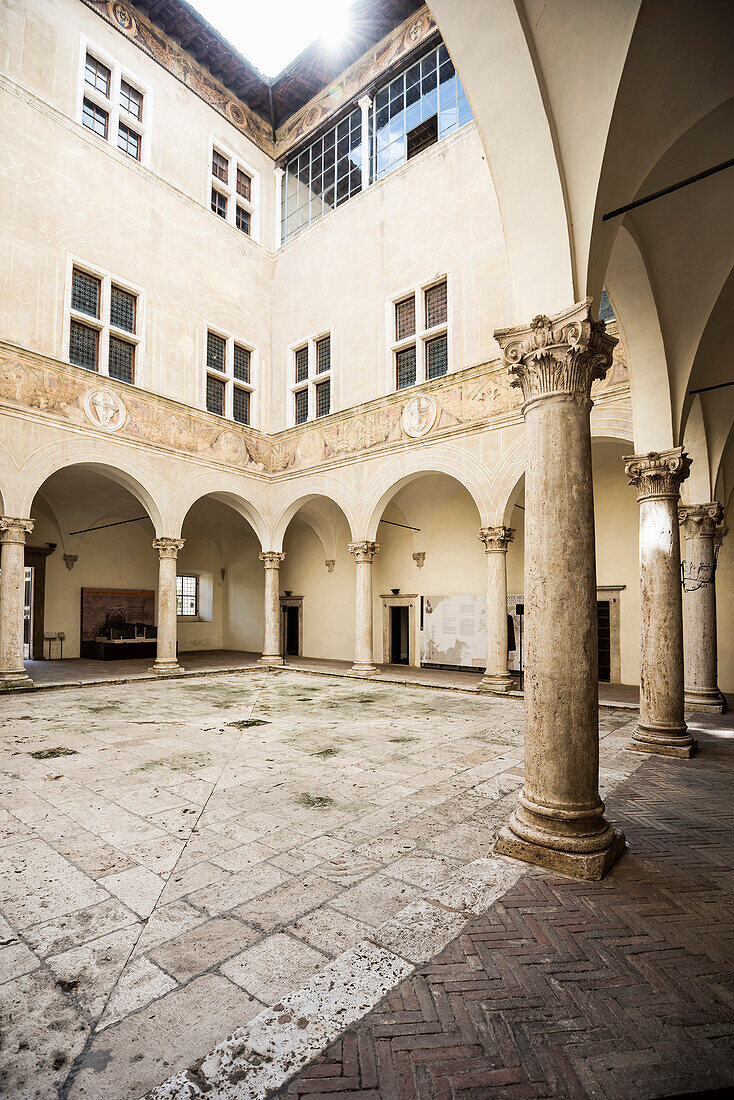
[
  {"x1": 274, "y1": 165, "x2": 285, "y2": 179},
  {"x1": 153, "y1": 537, "x2": 185, "y2": 559},
  {"x1": 358, "y1": 94, "x2": 372, "y2": 111},
  {"x1": 0, "y1": 517, "x2": 34, "y2": 544},
  {"x1": 624, "y1": 448, "x2": 691, "y2": 502},
  {"x1": 678, "y1": 501, "x2": 724, "y2": 538},
  {"x1": 349, "y1": 541, "x2": 380, "y2": 563},
  {"x1": 478, "y1": 526, "x2": 514, "y2": 552},
  {"x1": 494, "y1": 298, "x2": 616, "y2": 408},
  {"x1": 259, "y1": 551, "x2": 285, "y2": 567}
]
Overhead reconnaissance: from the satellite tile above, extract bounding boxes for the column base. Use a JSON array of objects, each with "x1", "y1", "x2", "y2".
[
  {"x1": 350, "y1": 663, "x2": 381, "y2": 676},
  {"x1": 494, "y1": 824, "x2": 626, "y2": 881},
  {"x1": 477, "y1": 674, "x2": 515, "y2": 693},
  {"x1": 0, "y1": 669, "x2": 34, "y2": 691},
  {"x1": 627, "y1": 723, "x2": 698, "y2": 758},
  {"x1": 259, "y1": 655, "x2": 284, "y2": 667},
  {"x1": 684, "y1": 688, "x2": 727, "y2": 714},
  {"x1": 148, "y1": 659, "x2": 182, "y2": 677}
]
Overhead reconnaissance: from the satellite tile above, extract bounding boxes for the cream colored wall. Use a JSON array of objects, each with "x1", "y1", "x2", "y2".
[
  {"x1": 176, "y1": 533, "x2": 223, "y2": 652},
  {"x1": 221, "y1": 528, "x2": 265, "y2": 654},
  {"x1": 271, "y1": 124, "x2": 511, "y2": 429},
  {"x1": 281, "y1": 519, "x2": 355, "y2": 661},
  {"x1": 0, "y1": 0, "x2": 274, "y2": 425},
  {"x1": 715, "y1": 533, "x2": 733, "y2": 695}
]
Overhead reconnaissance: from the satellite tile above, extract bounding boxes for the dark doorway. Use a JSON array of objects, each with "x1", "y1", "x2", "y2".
[
  {"x1": 390, "y1": 605, "x2": 409, "y2": 664},
  {"x1": 597, "y1": 601, "x2": 611, "y2": 682},
  {"x1": 283, "y1": 605, "x2": 300, "y2": 657}
]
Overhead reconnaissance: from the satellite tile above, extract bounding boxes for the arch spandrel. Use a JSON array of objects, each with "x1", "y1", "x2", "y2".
[{"x1": 270, "y1": 479, "x2": 359, "y2": 553}]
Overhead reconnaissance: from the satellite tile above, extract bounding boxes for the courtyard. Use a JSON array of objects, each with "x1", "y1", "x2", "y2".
[{"x1": 0, "y1": 670, "x2": 643, "y2": 1099}]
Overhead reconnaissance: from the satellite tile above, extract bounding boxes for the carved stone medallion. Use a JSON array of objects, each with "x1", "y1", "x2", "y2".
[
  {"x1": 83, "y1": 388, "x2": 127, "y2": 432},
  {"x1": 401, "y1": 394, "x2": 437, "y2": 438}
]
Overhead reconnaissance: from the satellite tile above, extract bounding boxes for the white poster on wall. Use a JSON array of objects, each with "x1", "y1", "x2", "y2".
[{"x1": 421, "y1": 594, "x2": 486, "y2": 668}]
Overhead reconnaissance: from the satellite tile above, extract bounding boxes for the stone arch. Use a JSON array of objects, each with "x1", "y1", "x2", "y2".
[
  {"x1": 360, "y1": 447, "x2": 492, "y2": 543},
  {"x1": 171, "y1": 473, "x2": 269, "y2": 546},
  {"x1": 270, "y1": 479, "x2": 359, "y2": 552}
]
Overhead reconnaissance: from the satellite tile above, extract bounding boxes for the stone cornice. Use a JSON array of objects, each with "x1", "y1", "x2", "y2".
[
  {"x1": 679, "y1": 502, "x2": 724, "y2": 538},
  {"x1": 624, "y1": 448, "x2": 691, "y2": 502}
]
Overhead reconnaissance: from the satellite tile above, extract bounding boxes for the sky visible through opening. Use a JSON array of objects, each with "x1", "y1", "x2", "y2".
[{"x1": 186, "y1": 0, "x2": 358, "y2": 78}]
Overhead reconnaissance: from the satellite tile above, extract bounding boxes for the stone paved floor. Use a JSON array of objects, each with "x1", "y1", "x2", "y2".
[
  {"x1": 0, "y1": 670, "x2": 636, "y2": 1098},
  {"x1": 278, "y1": 718, "x2": 734, "y2": 1100}
]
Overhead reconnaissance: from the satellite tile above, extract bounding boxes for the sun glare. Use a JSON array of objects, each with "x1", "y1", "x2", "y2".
[{"x1": 186, "y1": 0, "x2": 358, "y2": 78}]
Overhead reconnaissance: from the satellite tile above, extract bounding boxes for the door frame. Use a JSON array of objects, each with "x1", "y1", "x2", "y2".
[
  {"x1": 380, "y1": 594, "x2": 418, "y2": 667},
  {"x1": 279, "y1": 595, "x2": 303, "y2": 658},
  {"x1": 597, "y1": 585, "x2": 624, "y2": 684},
  {"x1": 24, "y1": 545, "x2": 55, "y2": 660}
]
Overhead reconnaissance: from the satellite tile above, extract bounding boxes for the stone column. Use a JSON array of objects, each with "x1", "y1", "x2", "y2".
[
  {"x1": 477, "y1": 526, "x2": 514, "y2": 692},
  {"x1": 259, "y1": 552, "x2": 285, "y2": 666},
  {"x1": 625, "y1": 449, "x2": 695, "y2": 755},
  {"x1": 493, "y1": 300, "x2": 624, "y2": 880},
  {"x1": 0, "y1": 517, "x2": 34, "y2": 691},
  {"x1": 679, "y1": 502, "x2": 726, "y2": 713},
  {"x1": 349, "y1": 541, "x2": 380, "y2": 674},
  {"x1": 358, "y1": 95, "x2": 372, "y2": 192},
  {"x1": 150, "y1": 538, "x2": 184, "y2": 676}
]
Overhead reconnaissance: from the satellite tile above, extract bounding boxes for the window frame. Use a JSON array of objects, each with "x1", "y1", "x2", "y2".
[
  {"x1": 63, "y1": 255, "x2": 144, "y2": 385},
  {"x1": 288, "y1": 329, "x2": 334, "y2": 425},
  {"x1": 202, "y1": 325, "x2": 257, "y2": 427},
  {"x1": 176, "y1": 574, "x2": 199, "y2": 618},
  {"x1": 387, "y1": 276, "x2": 450, "y2": 393},
  {"x1": 206, "y1": 136, "x2": 259, "y2": 241},
  {"x1": 77, "y1": 37, "x2": 152, "y2": 168}
]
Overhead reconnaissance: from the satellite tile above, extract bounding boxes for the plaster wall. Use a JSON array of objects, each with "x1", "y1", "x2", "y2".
[
  {"x1": 280, "y1": 520, "x2": 356, "y2": 661},
  {"x1": 221, "y1": 528, "x2": 266, "y2": 654}
]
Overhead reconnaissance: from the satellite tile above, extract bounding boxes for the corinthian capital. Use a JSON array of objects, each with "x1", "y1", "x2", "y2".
[
  {"x1": 494, "y1": 298, "x2": 616, "y2": 406},
  {"x1": 259, "y1": 551, "x2": 285, "y2": 568},
  {"x1": 478, "y1": 526, "x2": 514, "y2": 552},
  {"x1": 153, "y1": 537, "x2": 185, "y2": 559},
  {"x1": 348, "y1": 541, "x2": 380, "y2": 563},
  {"x1": 678, "y1": 502, "x2": 724, "y2": 538},
  {"x1": 0, "y1": 516, "x2": 34, "y2": 544},
  {"x1": 624, "y1": 448, "x2": 691, "y2": 502}
]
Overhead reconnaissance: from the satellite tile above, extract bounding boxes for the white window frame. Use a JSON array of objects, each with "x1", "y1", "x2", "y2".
[
  {"x1": 206, "y1": 136, "x2": 260, "y2": 243},
  {"x1": 203, "y1": 325, "x2": 257, "y2": 428},
  {"x1": 63, "y1": 254, "x2": 145, "y2": 386},
  {"x1": 386, "y1": 275, "x2": 451, "y2": 393},
  {"x1": 288, "y1": 328, "x2": 334, "y2": 426},
  {"x1": 76, "y1": 36, "x2": 152, "y2": 168}
]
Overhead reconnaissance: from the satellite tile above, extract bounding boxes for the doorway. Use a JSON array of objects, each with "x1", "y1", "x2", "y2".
[
  {"x1": 389, "y1": 605, "x2": 409, "y2": 664},
  {"x1": 23, "y1": 566, "x2": 33, "y2": 660},
  {"x1": 280, "y1": 599, "x2": 302, "y2": 658},
  {"x1": 284, "y1": 605, "x2": 300, "y2": 656},
  {"x1": 597, "y1": 600, "x2": 611, "y2": 682}
]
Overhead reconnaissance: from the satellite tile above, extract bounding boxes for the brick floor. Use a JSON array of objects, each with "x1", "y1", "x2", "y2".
[{"x1": 277, "y1": 731, "x2": 734, "y2": 1100}]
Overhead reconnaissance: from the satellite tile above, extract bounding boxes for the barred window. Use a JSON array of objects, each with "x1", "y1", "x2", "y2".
[
  {"x1": 295, "y1": 388, "x2": 308, "y2": 424},
  {"x1": 206, "y1": 374, "x2": 225, "y2": 415},
  {"x1": 120, "y1": 79, "x2": 142, "y2": 119},
  {"x1": 211, "y1": 189, "x2": 227, "y2": 219},
  {"x1": 316, "y1": 379, "x2": 330, "y2": 418},
  {"x1": 109, "y1": 336, "x2": 134, "y2": 383},
  {"x1": 236, "y1": 205, "x2": 251, "y2": 235},
  {"x1": 85, "y1": 54, "x2": 110, "y2": 96},
  {"x1": 237, "y1": 169, "x2": 251, "y2": 200},
  {"x1": 69, "y1": 320, "x2": 98, "y2": 371},
  {"x1": 233, "y1": 386, "x2": 250, "y2": 425},
  {"x1": 117, "y1": 123, "x2": 141, "y2": 160},
  {"x1": 72, "y1": 269, "x2": 100, "y2": 317},
  {"x1": 395, "y1": 296, "x2": 416, "y2": 341},
  {"x1": 295, "y1": 345, "x2": 309, "y2": 383},
  {"x1": 425, "y1": 281, "x2": 447, "y2": 328},
  {"x1": 110, "y1": 285, "x2": 136, "y2": 332},
  {"x1": 396, "y1": 346, "x2": 416, "y2": 390},
  {"x1": 206, "y1": 331, "x2": 225, "y2": 372},
  {"x1": 212, "y1": 150, "x2": 228, "y2": 183},
  {"x1": 233, "y1": 344, "x2": 250, "y2": 382},
  {"x1": 426, "y1": 333, "x2": 448, "y2": 379},
  {"x1": 176, "y1": 574, "x2": 198, "y2": 617},
  {"x1": 316, "y1": 336, "x2": 331, "y2": 374},
  {"x1": 82, "y1": 98, "x2": 108, "y2": 138}
]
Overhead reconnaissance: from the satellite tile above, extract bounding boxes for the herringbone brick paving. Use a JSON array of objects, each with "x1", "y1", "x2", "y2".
[{"x1": 277, "y1": 733, "x2": 734, "y2": 1099}]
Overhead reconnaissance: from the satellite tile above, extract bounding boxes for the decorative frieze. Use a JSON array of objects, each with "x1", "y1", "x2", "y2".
[
  {"x1": 477, "y1": 526, "x2": 514, "y2": 553},
  {"x1": 624, "y1": 448, "x2": 691, "y2": 502}
]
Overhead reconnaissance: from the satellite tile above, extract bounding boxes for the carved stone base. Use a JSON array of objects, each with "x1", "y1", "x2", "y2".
[
  {"x1": 477, "y1": 675, "x2": 515, "y2": 693},
  {"x1": 259, "y1": 655, "x2": 284, "y2": 667},
  {"x1": 351, "y1": 663, "x2": 381, "y2": 676},
  {"x1": 0, "y1": 669, "x2": 34, "y2": 691},
  {"x1": 148, "y1": 660, "x2": 182, "y2": 676},
  {"x1": 685, "y1": 688, "x2": 727, "y2": 714},
  {"x1": 627, "y1": 734, "x2": 698, "y2": 758},
  {"x1": 494, "y1": 824, "x2": 626, "y2": 881}
]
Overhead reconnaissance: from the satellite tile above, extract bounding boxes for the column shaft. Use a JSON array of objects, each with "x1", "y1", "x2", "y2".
[
  {"x1": 679, "y1": 503, "x2": 725, "y2": 713},
  {"x1": 259, "y1": 552, "x2": 285, "y2": 666},
  {"x1": 478, "y1": 527, "x2": 514, "y2": 692},
  {"x1": 349, "y1": 541, "x2": 379, "y2": 674},
  {"x1": 358, "y1": 96, "x2": 371, "y2": 192},
  {"x1": 625, "y1": 450, "x2": 695, "y2": 755},
  {"x1": 150, "y1": 538, "x2": 184, "y2": 675},
  {"x1": 0, "y1": 517, "x2": 34, "y2": 690},
  {"x1": 493, "y1": 301, "x2": 624, "y2": 880}
]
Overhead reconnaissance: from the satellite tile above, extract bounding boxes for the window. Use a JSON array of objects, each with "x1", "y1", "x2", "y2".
[
  {"x1": 208, "y1": 144, "x2": 257, "y2": 238},
  {"x1": 390, "y1": 278, "x2": 449, "y2": 390},
  {"x1": 211, "y1": 188, "x2": 227, "y2": 219},
  {"x1": 316, "y1": 379, "x2": 330, "y2": 418},
  {"x1": 290, "y1": 332, "x2": 333, "y2": 423},
  {"x1": 295, "y1": 388, "x2": 309, "y2": 424},
  {"x1": 79, "y1": 46, "x2": 148, "y2": 162},
  {"x1": 295, "y1": 345, "x2": 309, "y2": 383},
  {"x1": 68, "y1": 263, "x2": 141, "y2": 382},
  {"x1": 599, "y1": 287, "x2": 615, "y2": 323},
  {"x1": 204, "y1": 329, "x2": 256, "y2": 424},
  {"x1": 282, "y1": 106, "x2": 362, "y2": 241},
  {"x1": 316, "y1": 336, "x2": 331, "y2": 374},
  {"x1": 176, "y1": 575, "x2": 198, "y2": 617}
]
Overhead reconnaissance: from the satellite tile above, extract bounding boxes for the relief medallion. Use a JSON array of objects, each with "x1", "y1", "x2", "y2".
[
  {"x1": 401, "y1": 394, "x2": 438, "y2": 438},
  {"x1": 83, "y1": 388, "x2": 127, "y2": 432}
]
